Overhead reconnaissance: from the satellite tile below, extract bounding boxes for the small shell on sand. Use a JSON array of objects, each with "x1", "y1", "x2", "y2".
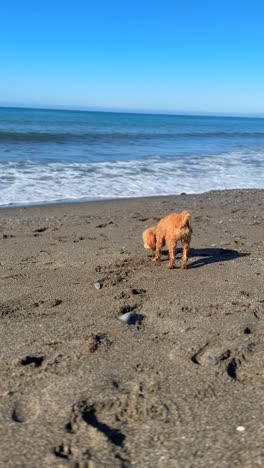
[
  {"x1": 118, "y1": 312, "x2": 144, "y2": 325},
  {"x1": 94, "y1": 282, "x2": 102, "y2": 290},
  {"x1": 236, "y1": 426, "x2": 245, "y2": 432}
]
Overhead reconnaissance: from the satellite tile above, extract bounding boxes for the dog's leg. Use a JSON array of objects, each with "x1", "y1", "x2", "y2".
[
  {"x1": 168, "y1": 239, "x2": 176, "y2": 269},
  {"x1": 181, "y1": 240, "x2": 190, "y2": 269},
  {"x1": 152, "y1": 234, "x2": 163, "y2": 262}
]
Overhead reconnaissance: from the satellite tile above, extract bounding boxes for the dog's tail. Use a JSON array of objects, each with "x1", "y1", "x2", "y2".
[{"x1": 180, "y1": 211, "x2": 191, "y2": 229}]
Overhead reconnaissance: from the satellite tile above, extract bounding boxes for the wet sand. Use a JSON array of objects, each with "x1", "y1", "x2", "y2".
[{"x1": 0, "y1": 189, "x2": 264, "y2": 467}]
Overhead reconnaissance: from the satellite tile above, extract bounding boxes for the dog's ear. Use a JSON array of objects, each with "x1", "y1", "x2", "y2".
[{"x1": 148, "y1": 228, "x2": 156, "y2": 251}]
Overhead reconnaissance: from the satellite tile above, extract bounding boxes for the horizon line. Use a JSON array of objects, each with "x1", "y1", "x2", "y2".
[{"x1": 1, "y1": 104, "x2": 264, "y2": 119}]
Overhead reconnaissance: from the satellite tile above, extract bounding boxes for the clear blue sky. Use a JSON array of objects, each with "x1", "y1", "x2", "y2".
[{"x1": 1, "y1": 0, "x2": 264, "y2": 115}]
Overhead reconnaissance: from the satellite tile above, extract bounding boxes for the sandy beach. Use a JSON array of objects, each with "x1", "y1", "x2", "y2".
[{"x1": 0, "y1": 189, "x2": 264, "y2": 467}]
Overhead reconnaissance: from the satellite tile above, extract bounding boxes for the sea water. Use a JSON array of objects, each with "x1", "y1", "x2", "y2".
[{"x1": 0, "y1": 107, "x2": 263, "y2": 206}]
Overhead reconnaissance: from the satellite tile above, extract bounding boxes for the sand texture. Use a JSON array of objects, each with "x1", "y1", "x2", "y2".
[{"x1": 0, "y1": 189, "x2": 264, "y2": 467}]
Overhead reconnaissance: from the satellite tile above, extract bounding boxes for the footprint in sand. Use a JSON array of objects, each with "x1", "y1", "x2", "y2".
[
  {"x1": 191, "y1": 338, "x2": 258, "y2": 382},
  {"x1": 11, "y1": 398, "x2": 40, "y2": 423},
  {"x1": 53, "y1": 380, "x2": 172, "y2": 465},
  {"x1": 2, "y1": 234, "x2": 16, "y2": 239},
  {"x1": 131, "y1": 288, "x2": 146, "y2": 296},
  {"x1": 33, "y1": 224, "x2": 59, "y2": 234},
  {"x1": 96, "y1": 221, "x2": 114, "y2": 228},
  {"x1": 32, "y1": 298, "x2": 63, "y2": 309},
  {"x1": 191, "y1": 343, "x2": 231, "y2": 366},
  {"x1": 20, "y1": 355, "x2": 45, "y2": 368}
]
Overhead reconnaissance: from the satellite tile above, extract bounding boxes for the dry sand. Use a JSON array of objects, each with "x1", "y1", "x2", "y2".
[{"x1": 0, "y1": 189, "x2": 264, "y2": 468}]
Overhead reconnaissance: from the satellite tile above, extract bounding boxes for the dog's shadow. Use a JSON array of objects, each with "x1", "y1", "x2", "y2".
[{"x1": 161, "y1": 247, "x2": 249, "y2": 268}]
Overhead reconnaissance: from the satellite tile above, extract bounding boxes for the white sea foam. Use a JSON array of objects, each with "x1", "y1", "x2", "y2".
[{"x1": 0, "y1": 151, "x2": 263, "y2": 206}]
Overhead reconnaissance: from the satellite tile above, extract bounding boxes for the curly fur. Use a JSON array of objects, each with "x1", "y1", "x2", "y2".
[{"x1": 142, "y1": 211, "x2": 192, "y2": 269}]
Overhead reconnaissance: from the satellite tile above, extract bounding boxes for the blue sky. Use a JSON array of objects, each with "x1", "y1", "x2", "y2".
[{"x1": 1, "y1": 0, "x2": 264, "y2": 115}]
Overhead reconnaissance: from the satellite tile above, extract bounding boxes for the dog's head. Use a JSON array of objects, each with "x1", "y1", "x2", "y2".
[{"x1": 142, "y1": 227, "x2": 156, "y2": 251}]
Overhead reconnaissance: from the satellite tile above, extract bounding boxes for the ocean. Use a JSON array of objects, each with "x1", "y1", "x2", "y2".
[{"x1": 0, "y1": 107, "x2": 263, "y2": 207}]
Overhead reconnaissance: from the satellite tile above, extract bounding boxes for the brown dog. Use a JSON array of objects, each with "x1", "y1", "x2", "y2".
[{"x1": 143, "y1": 211, "x2": 192, "y2": 269}]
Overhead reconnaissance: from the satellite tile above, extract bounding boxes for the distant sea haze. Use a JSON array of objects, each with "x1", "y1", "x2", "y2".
[{"x1": 0, "y1": 107, "x2": 264, "y2": 206}]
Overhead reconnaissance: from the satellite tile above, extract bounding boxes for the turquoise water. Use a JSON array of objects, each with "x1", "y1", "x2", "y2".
[{"x1": 0, "y1": 107, "x2": 264, "y2": 206}]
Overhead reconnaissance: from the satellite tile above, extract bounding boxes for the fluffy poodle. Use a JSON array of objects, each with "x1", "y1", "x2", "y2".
[{"x1": 143, "y1": 211, "x2": 192, "y2": 269}]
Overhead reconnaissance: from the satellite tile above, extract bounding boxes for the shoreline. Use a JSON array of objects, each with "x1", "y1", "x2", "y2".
[
  {"x1": 1, "y1": 188, "x2": 264, "y2": 466},
  {"x1": 1, "y1": 187, "x2": 263, "y2": 211}
]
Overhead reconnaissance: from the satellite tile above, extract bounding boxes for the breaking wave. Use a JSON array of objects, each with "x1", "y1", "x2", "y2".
[{"x1": 0, "y1": 150, "x2": 263, "y2": 206}]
